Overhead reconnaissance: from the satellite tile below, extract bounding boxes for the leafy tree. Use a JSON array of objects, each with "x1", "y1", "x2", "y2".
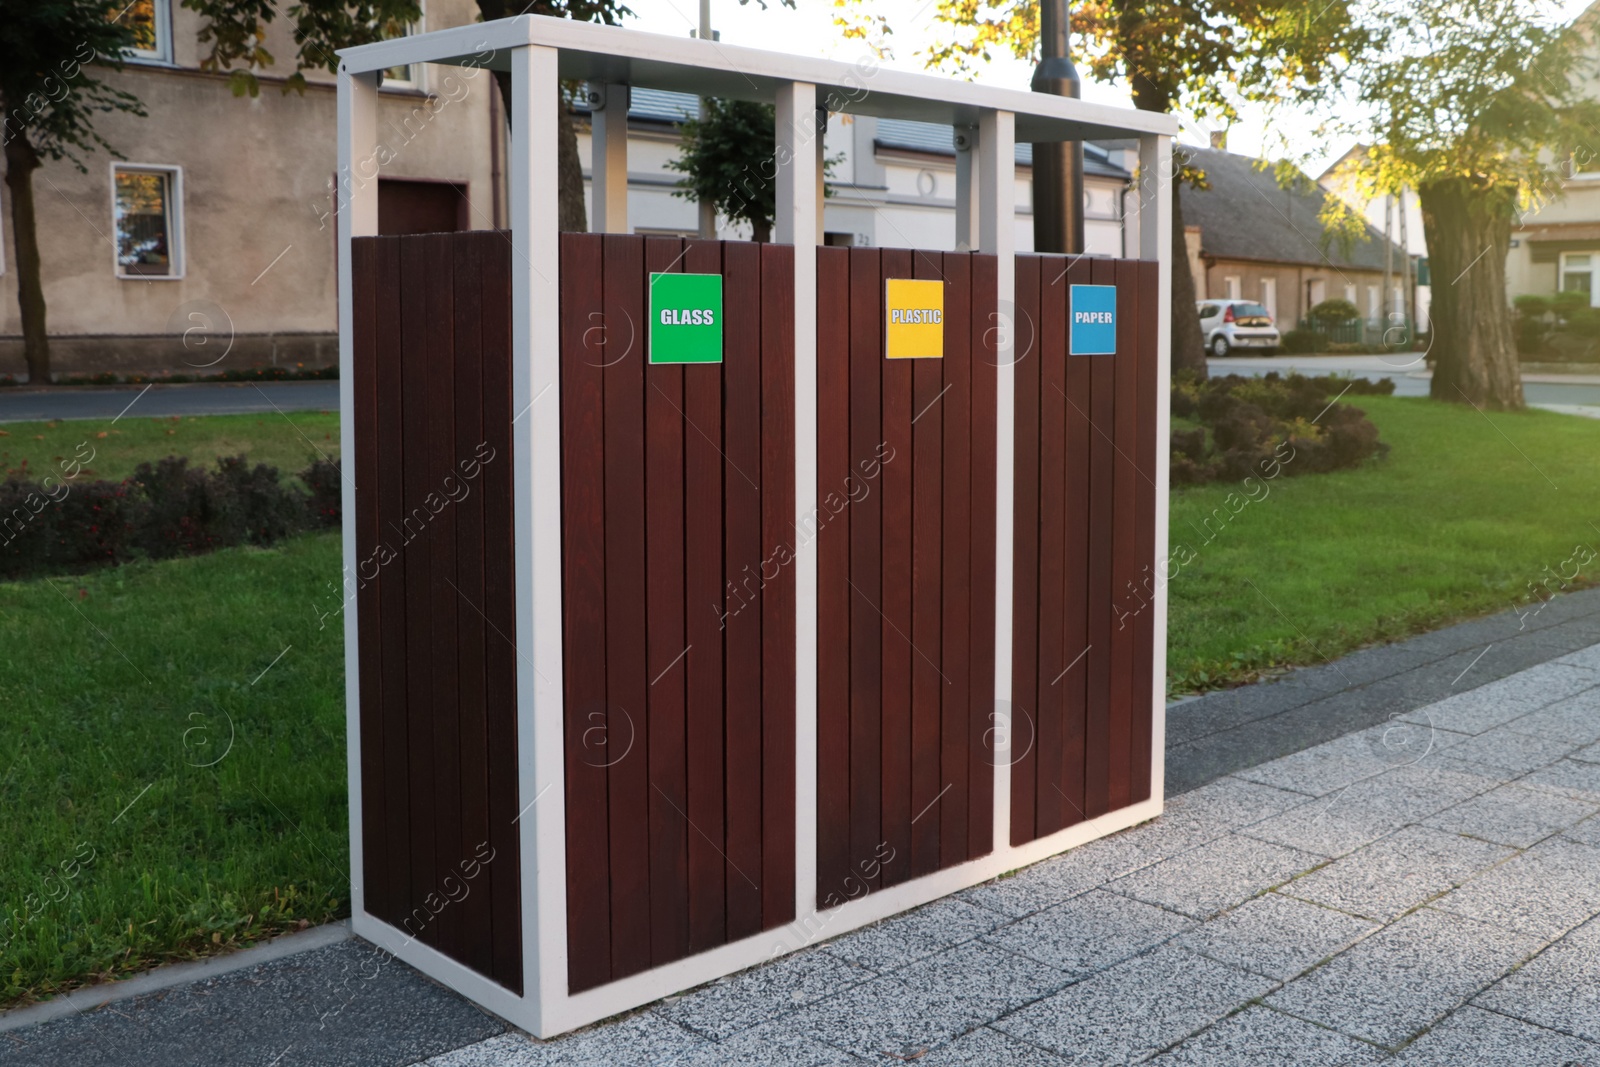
[
  {"x1": 1, "y1": 2, "x2": 144, "y2": 384},
  {"x1": 668, "y1": 97, "x2": 840, "y2": 242},
  {"x1": 1325, "y1": 0, "x2": 1600, "y2": 410},
  {"x1": 837, "y1": 0, "x2": 1366, "y2": 378}
]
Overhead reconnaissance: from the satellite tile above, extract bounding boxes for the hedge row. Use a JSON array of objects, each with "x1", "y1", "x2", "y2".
[{"x1": 0, "y1": 456, "x2": 341, "y2": 582}]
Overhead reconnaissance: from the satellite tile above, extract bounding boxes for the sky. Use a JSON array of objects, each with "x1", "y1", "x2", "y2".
[{"x1": 625, "y1": 0, "x2": 1600, "y2": 177}]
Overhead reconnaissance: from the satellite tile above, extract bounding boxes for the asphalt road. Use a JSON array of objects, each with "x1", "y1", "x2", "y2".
[{"x1": 0, "y1": 381, "x2": 341, "y2": 424}]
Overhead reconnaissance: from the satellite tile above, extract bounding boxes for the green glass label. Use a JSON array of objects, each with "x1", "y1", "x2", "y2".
[{"x1": 648, "y1": 272, "x2": 724, "y2": 365}]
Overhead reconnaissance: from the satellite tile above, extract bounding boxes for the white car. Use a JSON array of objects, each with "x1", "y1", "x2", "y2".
[{"x1": 1197, "y1": 299, "x2": 1280, "y2": 357}]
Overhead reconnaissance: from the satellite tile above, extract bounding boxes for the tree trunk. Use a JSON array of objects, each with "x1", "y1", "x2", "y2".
[
  {"x1": 1168, "y1": 173, "x2": 1207, "y2": 377},
  {"x1": 489, "y1": 68, "x2": 588, "y2": 233},
  {"x1": 751, "y1": 218, "x2": 771, "y2": 243},
  {"x1": 1418, "y1": 177, "x2": 1523, "y2": 409},
  {"x1": 3, "y1": 133, "x2": 49, "y2": 384}
]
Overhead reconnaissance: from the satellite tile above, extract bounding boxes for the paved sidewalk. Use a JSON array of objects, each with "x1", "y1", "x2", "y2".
[
  {"x1": 0, "y1": 381, "x2": 340, "y2": 423},
  {"x1": 6, "y1": 605, "x2": 1600, "y2": 1064}
]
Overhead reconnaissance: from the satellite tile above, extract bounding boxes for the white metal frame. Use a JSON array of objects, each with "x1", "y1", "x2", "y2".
[
  {"x1": 336, "y1": 14, "x2": 1175, "y2": 1039},
  {"x1": 110, "y1": 161, "x2": 185, "y2": 280},
  {"x1": 124, "y1": 0, "x2": 174, "y2": 65}
]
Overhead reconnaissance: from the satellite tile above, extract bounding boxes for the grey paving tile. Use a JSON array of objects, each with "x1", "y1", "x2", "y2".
[
  {"x1": 1233, "y1": 721, "x2": 1468, "y2": 799},
  {"x1": 1391, "y1": 1005, "x2": 1600, "y2": 1067},
  {"x1": 1575, "y1": 739, "x2": 1600, "y2": 763},
  {"x1": 822, "y1": 897, "x2": 1002, "y2": 972},
  {"x1": 1566, "y1": 814, "x2": 1600, "y2": 847},
  {"x1": 1432, "y1": 836, "x2": 1600, "y2": 939},
  {"x1": 983, "y1": 888, "x2": 1196, "y2": 978},
  {"x1": 1556, "y1": 642, "x2": 1600, "y2": 671},
  {"x1": 1165, "y1": 681, "x2": 1325, "y2": 745},
  {"x1": 893, "y1": 940, "x2": 1072, "y2": 1014},
  {"x1": 1170, "y1": 714, "x2": 1353, "y2": 796},
  {"x1": 791, "y1": 974, "x2": 994, "y2": 1061},
  {"x1": 1422, "y1": 782, "x2": 1598, "y2": 848},
  {"x1": 1282, "y1": 825, "x2": 1514, "y2": 922},
  {"x1": 1106, "y1": 834, "x2": 1323, "y2": 921},
  {"x1": 912, "y1": 1026, "x2": 1071, "y2": 1066},
  {"x1": 1149, "y1": 1006, "x2": 1386, "y2": 1066},
  {"x1": 1520, "y1": 758, "x2": 1600, "y2": 803},
  {"x1": 961, "y1": 841, "x2": 1135, "y2": 919},
  {"x1": 1399, "y1": 663, "x2": 1600, "y2": 735},
  {"x1": 432, "y1": 1014, "x2": 707, "y2": 1067},
  {"x1": 663, "y1": 1021, "x2": 869, "y2": 1066},
  {"x1": 1475, "y1": 917, "x2": 1600, "y2": 1043},
  {"x1": 1315, "y1": 761, "x2": 1495, "y2": 827},
  {"x1": 1173, "y1": 892, "x2": 1379, "y2": 981},
  {"x1": 1265, "y1": 908, "x2": 1541, "y2": 1050},
  {"x1": 655, "y1": 947, "x2": 875, "y2": 1040},
  {"x1": 1502, "y1": 688, "x2": 1600, "y2": 746},
  {"x1": 1293, "y1": 643, "x2": 1444, "y2": 691},
  {"x1": 992, "y1": 946, "x2": 1276, "y2": 1065},
  {"x1": 1165, "y1": 775, "x2": 1310, "y2": 832},
  {"x1": 1427, "y1": 725, "x2": 1579, "y2": 778},
  {"x1": 1238, "y1": 796, "x2": 1411, "y2": 859}
]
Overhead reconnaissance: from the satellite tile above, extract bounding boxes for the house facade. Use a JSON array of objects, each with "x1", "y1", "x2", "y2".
[
  {"x1": 1182, "y1": 147, "x2": 1415, "y2": 336},
  {"x1": 0, "y1": 0, "x2": 500, "y2": 376}
]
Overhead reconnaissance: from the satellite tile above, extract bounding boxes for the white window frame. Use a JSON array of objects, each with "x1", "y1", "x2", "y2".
[
  {"x1": 1560, "y1": 251, "x2": 1600, "y2": 307},
  {"x1": 382, "y1": 0, "x2": 427, "y2": 92},
  {"x1": 1224, "y1": 274, "x2": 1241, "y2": 300},
  {"x1": 1260, "y1": 277, "x2": 1276, "y2": 319},
  {"x1": 123, "y1": 0, "x2": 174, "y2": 65},
  {"x1": 110, "y1": 162, "x2": 185, "y2": 281}
]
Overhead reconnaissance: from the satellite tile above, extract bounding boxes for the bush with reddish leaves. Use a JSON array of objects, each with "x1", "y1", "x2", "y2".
[{"x1": 0, "y1": 456, "x2": 342, "y2": 581}]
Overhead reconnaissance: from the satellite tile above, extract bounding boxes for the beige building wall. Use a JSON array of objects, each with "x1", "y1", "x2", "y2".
[
  {"x1": 0, "y1": 0, "x2": 496, "y2": 371},
  {"x1": 1508, "y1": 178, "x2": 1600, "y2": 302},
  {"x1": 1198, "y1": 260, "x2": 1387, "y2": 328}
]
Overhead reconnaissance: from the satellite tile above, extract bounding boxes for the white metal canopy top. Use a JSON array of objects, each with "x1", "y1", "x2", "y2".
[
  {"x1": 337, "y1": 14, "x2": 1177, "y2": 144},
  {"x1": 334, "y1": 12, "x2": 1174, "y2": 1040}
]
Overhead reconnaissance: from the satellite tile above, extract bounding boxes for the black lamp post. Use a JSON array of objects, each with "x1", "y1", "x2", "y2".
[{"x1": 1031, "y1": 0, "x2": 1084, "y2": 254}]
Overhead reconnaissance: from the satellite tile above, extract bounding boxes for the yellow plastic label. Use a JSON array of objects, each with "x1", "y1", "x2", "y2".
[{"x1": 884, "y1": 278, "x2": 944, "y2": 359}]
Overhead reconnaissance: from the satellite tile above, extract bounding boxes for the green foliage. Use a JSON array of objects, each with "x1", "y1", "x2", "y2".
[
  {"x1": 667, "y1": 98, "x2": 838, "y2": 242},
  {"x1": 1281, "y1": 328, "x2": 1329, "y2": 354},
  {"x1": 1514, "y1": 294, "x2": 1553, "y2": 316},
  {"x1": 1553, "y1": 289, "x2": 1590, "y2": 314},
  {"x1": 1307, "y1": 298, "x2": 1360, "y2": 325},
  {"x1": 0, "y1": 1, "x2": 145, "y2": 168}
]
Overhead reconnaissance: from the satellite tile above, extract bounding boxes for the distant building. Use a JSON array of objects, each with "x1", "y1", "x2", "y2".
[
  {"x1": 1183, "y1": 146, "x2": 1415, "y2": 337},
  {"x1": 1317, "y1": 144, "x2": 1431, "y2": 332},
  {"x1": 0, "y1": 0, "x2": 498, "y2": 378}
]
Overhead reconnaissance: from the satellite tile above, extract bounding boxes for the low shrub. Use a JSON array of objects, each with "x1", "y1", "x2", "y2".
[
  {"x1": 1280, "y1": 328, "x2": 1328, "y2": 355},
  {"x1": 0, "y1": 456, "x2": 341, "y2": 582},
  {"x1": 1170, "y1": 373, "x2": 1390, "y2": 486}
]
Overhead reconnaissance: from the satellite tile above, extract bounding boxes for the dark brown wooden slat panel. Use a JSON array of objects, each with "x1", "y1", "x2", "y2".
[
  {"x1": 561, "y1": 232, "x2": 612, "y2": 994},
  {"x1": 1035, "y1": 255, "x2": 1067, "y2": 837},
  {"x1": 423, "y1": 234, "x2": 464, "y2": 962},
  {"x1": 966, "y1": 252, "x2": 997, "y2": 859},
  {"x1": 1084, "y1": 256, "x2": 1118, "y2": 819},
  {"x1": 816, "y1": 246, "x2": 853, "y2": 908},
  {"x1": 906, "y1": 259, "x2": 944, "y2": 880},
  {"x1": 1108, "y1": 260, "x2": 1141, "y2": 811},
  {"x1": 682, "y1": 240, "x2": 727, "y2": 953},
  {"x1": 722, "y1": 239, "x2": 765, "y2": 939},
  {"x1": 1060, "y1": 255, "x2": 1095, "y2": 833},
  {"x1": 935, "y1": 250, "x2": 973, "y2": 868},
  {"x1": 351, "y1": 238, "x2": 387, "y2": 924},
  {"x1": 1132, "y1": 260, "x2": 1160, "y2": 803},
  {"x1": 759, "y1": 243, "x2": 797, "y2": 929},
  {"x1": 602, "y1": 234, "x2": 653, "y2": 980},
  {"x1": 847, "y1": 247, "x2": 884, "y2": 894},
  {"x1": 451, "y1": 232, "x2": 493, "y2": 981},
  {"x1": 879, "y1": 247, "x2": 915, "y2": 888},
  {"x1": 479, "y1": 234, "x2": 522, "y2": 993},
  {"x1": 1008, "y1": 254, "x2": 1042, "y2": 846},
  {"x1": 372, "y1": 237, "x2": 412, "y2": 934},
  {"x1": 643, "y1": 237, "x2": 692, "y2": 967},
  {"x1": 398, "y1": 236, "x2": 438, "y2": 946}
]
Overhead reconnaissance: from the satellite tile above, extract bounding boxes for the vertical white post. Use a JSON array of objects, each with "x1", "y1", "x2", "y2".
[
  {"x1": 1138, "y1": 131, "x2": 1171, "y2": 811},
  {"x1": 815, "y1": 106, "x2": 828, "y2": 245},
  {"x1": 511, "y1": 43, "x2": 566, "y2": 1033},
  {"x1": 776, "y1": 80, "x2": 819, "y2": 922},
  {"x1": 590, "y1": 82, "x2": 629, "y2": 233},
  {"x1": 978, "y1": 108, "x2": 1015, "y2": 853},
  {"x1": 336, "y1": 65, "x2": 379, "y2": 924}
]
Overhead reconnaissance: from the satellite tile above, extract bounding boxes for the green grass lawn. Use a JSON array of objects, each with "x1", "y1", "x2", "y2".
[
  {"x1": 0, "y1": 411, "x2": 340, "y2": 483},
  {"x1": 1168, "y1": 394, "x2": 1600, "y2": 691},
  {"x1": 0, "y1": 532, "x2": 347, "y2": 1005}
]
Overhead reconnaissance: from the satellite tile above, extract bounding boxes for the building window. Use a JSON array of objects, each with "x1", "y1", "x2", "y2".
[
  {"x1": 1561, "y1": 252, "x2": 1597, "y2": 304},
  {"x1": 383, "y1": 0, "x2": 425, "y2": 90},
  {"x1": 1344, "y1": 283, "x2": 1357, "y2": 304},
  {"x1": 1261, "y1": 278, "x2": 1277, "y2": 319},
  {"x1": 120, "y1": 0, "x2": 172, "y2": 64},
  {"x1": 1367, "y1": 285, "x2": 1380, "y2": 319},
  {"x1": 1308, "y1": 279, "x2": 1327, "y2": 307},
  {"x1": 112, "y1": 164, "x2": 183, "y2": 279},
  {"x1": 1224, "y1": 275, "x2": 1241, "y2": 299}
]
